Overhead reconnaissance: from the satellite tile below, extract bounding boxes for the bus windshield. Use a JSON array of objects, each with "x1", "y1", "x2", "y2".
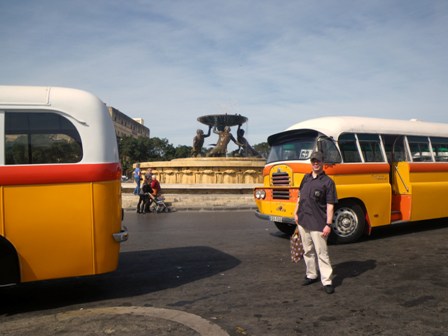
[{"x1": 267, "y1": 137, "x2": 316, "y2": 163}]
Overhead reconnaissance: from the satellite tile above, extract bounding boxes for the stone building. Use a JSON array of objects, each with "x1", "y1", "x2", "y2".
[{"x1": 108, "y1": 106, "x2": 149, "y2": 139}]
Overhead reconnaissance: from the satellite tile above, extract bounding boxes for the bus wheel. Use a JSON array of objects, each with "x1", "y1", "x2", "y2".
[
  {"x1": 330, "y1": 203, "x2": 366, "y2": 244},
  {"x1": 274, "y1": 222, "x2": 296, "y2": 236}
]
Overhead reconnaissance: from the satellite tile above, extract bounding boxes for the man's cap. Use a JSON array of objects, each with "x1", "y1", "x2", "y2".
[{"x1": 310, "y1": 151, "x2": 323, "y2": 162}]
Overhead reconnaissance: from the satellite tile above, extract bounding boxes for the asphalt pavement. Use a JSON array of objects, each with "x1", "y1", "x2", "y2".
[{"x1": 2, "y1": 211, "x2": 447, "y2": 335}]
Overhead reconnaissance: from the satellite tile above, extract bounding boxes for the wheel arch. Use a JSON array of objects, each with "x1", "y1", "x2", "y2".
[
  {"x1": 0, "y1": 236, "x2": 21, "y2": 285},
  {"x1": 336, "y1": 197, "x2": 371, "y2": 231},
  {"x1": 330, "y1": 197, "x2": 369, "y2": 244}
]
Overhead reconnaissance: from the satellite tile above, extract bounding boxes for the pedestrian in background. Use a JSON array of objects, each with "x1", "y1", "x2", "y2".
[
  {"x1": 150, "y1": 175, "x2": 161, "y2": 198},
  {"x1": 294, "y1": 151, "x2": 338, "y2": 294},
  {"x1": 137, "y1": 178, "x2": 152, "y2": 213},
  {"x1": 145, "y1": 167, "x2": 153, "y2": 180},
  {"x1": 133, "y1": 163, "x2": 141, "y2": 195}
]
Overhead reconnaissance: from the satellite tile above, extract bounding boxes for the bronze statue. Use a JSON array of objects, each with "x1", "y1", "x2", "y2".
[
  {"x1": 234, "y1": 124, "x2": 262, "y2": 157},
  {"x1": 191, "y1": 125, "x2": 212, "y2": 157},
  {"x1": 207, "y1": 126, "x2": 242, "y2": 157},
  {"x1": 195, "y1": 113, "x2": 260, "y2": 158}
]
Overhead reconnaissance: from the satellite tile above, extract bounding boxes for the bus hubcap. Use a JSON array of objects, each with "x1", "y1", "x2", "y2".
[{"x1": 334, "y1": 208, "x2": 358, "y2": 237}]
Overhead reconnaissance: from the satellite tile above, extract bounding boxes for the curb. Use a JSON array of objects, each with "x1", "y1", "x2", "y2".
[
  {"x1": 122, "y1": 190, "x2": 257, "y2": 212},
  {"x1": 123, "y1": 205, "x2": 257, "y2": 212}
]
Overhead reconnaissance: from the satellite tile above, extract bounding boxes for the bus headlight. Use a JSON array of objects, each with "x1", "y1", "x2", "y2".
[{"x1": 255, "y1": 189, "x2": 266, "y2": 199}]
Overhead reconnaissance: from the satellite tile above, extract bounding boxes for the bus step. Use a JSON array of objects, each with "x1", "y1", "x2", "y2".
[{"x1": 391, "y1": 211, "x2": 402, "y2": 222}]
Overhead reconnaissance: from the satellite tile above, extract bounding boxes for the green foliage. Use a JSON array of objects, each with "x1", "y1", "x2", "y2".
[
  {"x1": 174, "y1": 145, "x2": 192, "y2": 158},
  {"x1": 118, "y1": 136, "x2": 192, "y2": 175},
  {"x1": 253, "y1": 142, "x2": 270, "y2": 158}
]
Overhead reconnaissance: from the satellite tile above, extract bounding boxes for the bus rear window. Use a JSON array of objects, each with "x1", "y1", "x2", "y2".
[{"x1": 5, "y1": 112, "x2": 83, "y2": 165}]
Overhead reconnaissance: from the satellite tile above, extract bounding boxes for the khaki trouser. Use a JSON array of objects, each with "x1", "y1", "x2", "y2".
[{"x1": 298, "y1": 225, "x2": 333, "y2": 286}]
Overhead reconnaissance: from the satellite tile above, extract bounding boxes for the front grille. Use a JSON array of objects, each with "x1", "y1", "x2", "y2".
[
  {"x1": 272, "y1": 172, "x2": 290, "y2": 186},
  {"x1": 273, "y1": 189, "x2": 290, "y2": 200}
]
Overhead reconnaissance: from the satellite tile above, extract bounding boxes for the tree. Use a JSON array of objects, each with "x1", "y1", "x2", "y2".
[
  {"x1": 253, "y1": 142, "x2": 270, "y2": 159},
  {"x1": 174, "y1": 145, "x2": 193, "y2": 158},
  {"x1": 146, "y1": 137, "x2": 175, "y2": 160},
  {"x1": 118, "y1": 136, "x2": 139, "y2": 176},
  {"x1": 118, "y1": 136, "x2": 188, "y2": 175}
]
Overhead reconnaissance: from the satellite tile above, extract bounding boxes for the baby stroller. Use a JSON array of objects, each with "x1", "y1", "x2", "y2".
[{"x1": 151, "y1": 195, "x2": 168, "y2": 213}]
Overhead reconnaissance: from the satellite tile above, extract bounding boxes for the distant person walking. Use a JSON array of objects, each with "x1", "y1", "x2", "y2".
[
  {"x1": 133, "y1": 163, "x2": 141, "y2": 195},
  {"x1": 294, "y1": 151, "x2": 338, "y2": 294}
]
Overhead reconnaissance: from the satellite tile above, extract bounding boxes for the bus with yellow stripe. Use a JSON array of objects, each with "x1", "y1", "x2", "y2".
[
  {"x1": 254, "y1": 116, "x2": 448, "y2": 243},
  {"x1": 0, "y1": 86, "x2": 128, "y2": 286}
]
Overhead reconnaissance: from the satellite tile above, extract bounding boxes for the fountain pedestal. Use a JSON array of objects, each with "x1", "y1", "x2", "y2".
[{"x1": 140, "y1": 157, "x2": 265, "y2": 185}]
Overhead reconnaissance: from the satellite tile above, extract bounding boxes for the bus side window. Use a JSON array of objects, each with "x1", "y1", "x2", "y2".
[
  {"x1": 338, "y1": 133, "x2": 361, "y2": 163},
  {"x1": 407, "y1": 136, "x2": 432, "y2": 162},
  {"x1": 431, "y1": 137, "x2": 448, "y2": 162},
  {"x1": 358, "y1": 134, "x2": 384, "y2": 162},
  {"x1": 382, "y1": 135, "x2": 407, "y2": 162},
  {"x1": 5, "y1": 112, "x2": 83, "y2": 165}
]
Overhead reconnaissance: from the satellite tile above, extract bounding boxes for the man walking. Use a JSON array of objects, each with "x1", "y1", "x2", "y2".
[
  {"x1": 294, "y1": 151, "x2": 338, "y2": 294},
  {"x1": 133, "y1": 163, "x2": 141, "y2": 195}
]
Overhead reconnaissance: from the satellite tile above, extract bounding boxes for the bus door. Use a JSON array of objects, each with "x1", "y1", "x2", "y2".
[{"x1": 387, "y1": 135, "x2": 412, "y2": 222}]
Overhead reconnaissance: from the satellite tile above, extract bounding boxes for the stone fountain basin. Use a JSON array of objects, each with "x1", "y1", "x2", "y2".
[{"x1": 197, "y1": 114, "x2": 248, "y2": 127}]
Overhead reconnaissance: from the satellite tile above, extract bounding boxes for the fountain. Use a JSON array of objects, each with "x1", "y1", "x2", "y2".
[{"x1": 138, "y1": 114, "x2": 265, "y2": 190}]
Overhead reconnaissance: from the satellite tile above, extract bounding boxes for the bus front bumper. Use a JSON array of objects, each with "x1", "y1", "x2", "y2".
[
  {"x1": 254, "y1": 210, "x2": 295, "y2": 224},
  {"x1": 113, "y1": 226, "x2": 129, "y2": 243}
]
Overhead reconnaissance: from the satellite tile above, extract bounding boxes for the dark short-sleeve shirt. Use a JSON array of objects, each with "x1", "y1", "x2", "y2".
[{"x1": 297, "y1": 171, "x2": 338, "y2": 231}]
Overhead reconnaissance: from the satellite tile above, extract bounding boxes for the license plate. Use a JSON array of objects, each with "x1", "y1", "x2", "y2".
[{"x1": 270, "y1": 216, "x2": 283, "y2": 222}]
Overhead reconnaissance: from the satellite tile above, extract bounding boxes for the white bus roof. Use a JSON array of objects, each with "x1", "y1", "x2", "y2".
[
  {"x1": 285, "y1": 116, "x2": 448, "y2": 139},
  {"x1": 0, "y1": 86, "x2": 118, "y2": 164}
]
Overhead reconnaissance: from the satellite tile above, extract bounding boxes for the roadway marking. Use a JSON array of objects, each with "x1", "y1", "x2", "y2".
[
  {"x1": 57, "y1": 306, "x2": 229, "y2": 335},
  {"x1": 1, "y1": 306, "x2": 230, "y2": 336}
]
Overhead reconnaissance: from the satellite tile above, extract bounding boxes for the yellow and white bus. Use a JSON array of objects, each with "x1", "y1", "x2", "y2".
[
  {"x1": 254, "y1": 116, "x2": 448, "y2": 243},
  {"x1": 0, "y1": 86, "x2": 128, "y2": 286}
]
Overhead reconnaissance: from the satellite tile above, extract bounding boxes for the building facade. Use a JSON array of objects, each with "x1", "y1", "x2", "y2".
[{"x1": 108, "y1": 106, "x2": 150, "y2": 139}]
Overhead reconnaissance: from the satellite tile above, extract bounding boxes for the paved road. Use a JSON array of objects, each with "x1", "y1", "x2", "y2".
[{"x1": 1, "y1": 211, "x2": 448, "y2": 335}]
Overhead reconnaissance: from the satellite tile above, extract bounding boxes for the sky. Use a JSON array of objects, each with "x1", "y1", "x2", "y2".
[{"x1": 1, "y1": 1, "x2": 448, "y2": 150}]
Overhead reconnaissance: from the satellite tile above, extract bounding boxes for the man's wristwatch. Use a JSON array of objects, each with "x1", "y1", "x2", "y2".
[{"x1": 326, "y1": 223, "x2": 332, "y2": 227}]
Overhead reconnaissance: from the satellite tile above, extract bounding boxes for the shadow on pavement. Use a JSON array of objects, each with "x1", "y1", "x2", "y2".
[
  {"x1": 269, "y1": 218, "x2": 448, "y2": 243},
  {"x1": 0, "y1": 246, "x2": 240, "y2": 316},
  {"x1": 368, "y1": 218, "x2": 447, "y2": 241},
  {"x1": 332, "y1": 259, "x2": 377, "y2": 287}
]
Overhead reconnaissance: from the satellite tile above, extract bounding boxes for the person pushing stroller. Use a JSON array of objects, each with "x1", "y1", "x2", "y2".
[
  {"x1": 137, "y1": 177, "x2": 153, "y2": 214},
  {"x1": 148, "y1": 175, "x2": 168, "y2": 213}
]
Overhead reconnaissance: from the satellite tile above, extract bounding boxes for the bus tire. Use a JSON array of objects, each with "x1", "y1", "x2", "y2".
[
  {"x1": 274, "y1": 222, "x2": 296, "y2": 236},
  {"x1": 0, "y1": 237, "x2": 20, "y2": 285},
  {"x1": 330, "y1": 202, "x2": 366, "y2": 244}
]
